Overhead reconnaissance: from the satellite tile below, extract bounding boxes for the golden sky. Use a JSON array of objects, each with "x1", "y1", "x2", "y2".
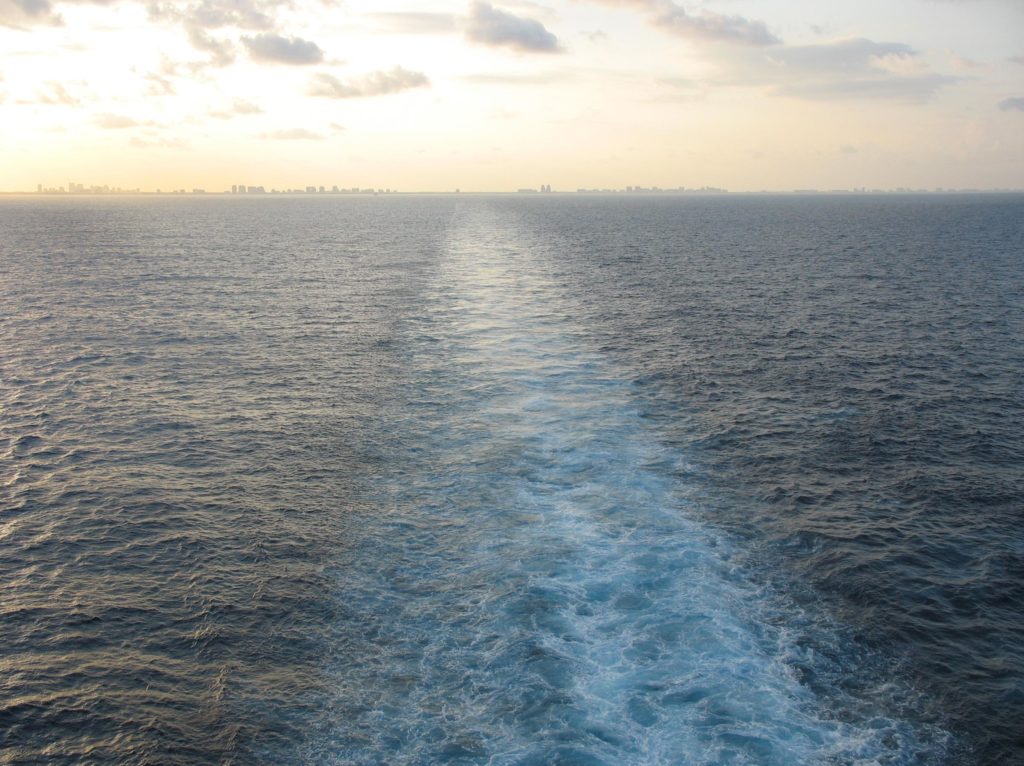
[{"x1": 1, "y1": 0, "x2": 1023, "y2": 191}]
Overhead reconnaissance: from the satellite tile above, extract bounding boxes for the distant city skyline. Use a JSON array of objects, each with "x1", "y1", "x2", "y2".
[
  {"x1": 15, "y1": 182, "x2": 1023, "y2": 196},
  {"x1": 2, "y1": 0, "x2": 1023, "y2": 192}
]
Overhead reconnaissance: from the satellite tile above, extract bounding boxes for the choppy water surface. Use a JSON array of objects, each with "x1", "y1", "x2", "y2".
[{"x1": 1, "y1": 194, "x2": 1021, "y2": 764}]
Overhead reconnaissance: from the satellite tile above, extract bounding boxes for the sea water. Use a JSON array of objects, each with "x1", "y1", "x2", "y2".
[{"x1": 1, "y1": 194, "x2": 1021, "y2": 764}]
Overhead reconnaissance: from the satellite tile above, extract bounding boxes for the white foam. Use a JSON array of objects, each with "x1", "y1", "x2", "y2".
[{"x1": 311, "y1": 203, "x2": 949, "y2": 765}]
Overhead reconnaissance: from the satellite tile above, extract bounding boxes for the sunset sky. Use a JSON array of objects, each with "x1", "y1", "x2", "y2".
[{"x1": 1, "y1": 0, "x2": 1022, "y2": 192}]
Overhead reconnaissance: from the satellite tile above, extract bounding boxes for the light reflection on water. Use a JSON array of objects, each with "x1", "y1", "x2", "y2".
[{"x1": 2, "y1": 194, "x2": 1021, "y2": 764}]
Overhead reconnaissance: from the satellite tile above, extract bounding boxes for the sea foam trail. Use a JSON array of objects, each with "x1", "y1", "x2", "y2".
[{"x1": 307, "y1": 203, "x2": 949, "y2": 765}]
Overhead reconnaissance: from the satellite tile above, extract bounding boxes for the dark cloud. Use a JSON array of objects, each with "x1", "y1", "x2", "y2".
[
  {"x1": 370, "y1": 12, "x2": 456, "y2": 34},
  {"x1": 242, "y1": 33, "x2": 324, "y2": 65},
  {"x1": 998, "y1": 96, "x2": 1024, "y2": 111},
  {"x1": 308, "y1": 67, "x2": 429, "y2": 98},
  {"x1": 466, "y1": 1, "x2": 562, "y2": 54}
]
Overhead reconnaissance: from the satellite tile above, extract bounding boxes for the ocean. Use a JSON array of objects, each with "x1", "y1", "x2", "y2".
[{"x1": 1, "y1": 193, "x2": 1021, "y2": 764}]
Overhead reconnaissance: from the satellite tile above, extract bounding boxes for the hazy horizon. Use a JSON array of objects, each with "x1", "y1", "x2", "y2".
[{"x1": 2, "y1": 0, "x2": 1023, "y2": 192}]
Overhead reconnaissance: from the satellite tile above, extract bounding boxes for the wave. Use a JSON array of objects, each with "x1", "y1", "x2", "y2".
[{"x1": 305, "y1": 203, "x2": 952, "y2": 765}]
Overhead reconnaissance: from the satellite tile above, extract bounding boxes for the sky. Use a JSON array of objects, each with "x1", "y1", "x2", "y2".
[{"x1": 1, "y1": 0, "x2": 1023, "y2": 192}]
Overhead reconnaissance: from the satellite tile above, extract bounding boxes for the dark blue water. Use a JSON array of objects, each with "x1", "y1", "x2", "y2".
[{"x1": 1, "y1": 194, "x2": 1021, "y2": 764}]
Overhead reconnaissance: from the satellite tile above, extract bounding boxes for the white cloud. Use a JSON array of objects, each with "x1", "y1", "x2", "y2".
[
  {"x1": 209, "y1": 97, "x2": 263, "y2": 118},
  {"x1": 242, "y1": 33, "x2": 324, "y2": 65},
  {"x1": 587, "y1": 0, "x2": 779, "y2": 46},
  {"x1": 95, "y1": 113, "x2": 139, "y2": 128},
  {"x1": 651, "y1": 5, "x2": 779, "y2": 46},
  {"x1": 369, "y1": 12, "x2": 456, "y2": 35},
  {"x1": 35, "y1": 81, "x2": 79, "y2": 104},
  {"x1": 707, "y1": 38, "x2": 958, "y2": 103},
  {"x1": 776, "y1": 73, "x2": 954, "y2": 102},
  {"x1": 308, "y1": 67, "x2": 429, "y2": 98},
  {"x1": 261, "y1": 128, "x2": 325, "y2": 139}
]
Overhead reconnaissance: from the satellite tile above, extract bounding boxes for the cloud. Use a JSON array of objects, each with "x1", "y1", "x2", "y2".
[
  {"x1": 209, "y1": 97, "x2": 263, "y2": 118},
  {"x1": 370, "y1": 12, "x2": 456, "y2": 34},
  {"x1": 144, "y1": 71, "x2": 176, "y2": 96},
  {"x1": 588, "y1": 0, "x2": 778, "y2": 46},
  {"x1": 776, "y1": 73, "x2": 954, "y2": 102},
  {"x1": 144, "y1": 0, "x2": 290, "y2": 66},
  {"x1": 261, "y1": 128, "x2": 324, "y2": 140},
  {"x1": 186, "y1": 25, "x2": 235, "y2": 66},
  {"x1": 765, "y1": 38, "x2": 914, "y2": 72},
  {"x1": 466, "y1": 1, "x2": 562, "y2": 53},
  {"x1": 703, "y1": 37, "x2": 958, "y2": 103},
  {"x1": 308, "y1": 67, "x2": 429, "y2": 98},
  {"x1": 230, "y1": 97, "x2": 262, "y2": 113},
  {"x1": 36, "y1": 81, "x2": 79, "y2": 104},
  {"x1": 462, "y1": 71, "x2": 569, "y2": 85},
  {"x1": 1, "y1": 0, "x2": 58, "y2": 27},
  {"x1": 14, "y1": 0, "x2": 51, "y2": 15},
  {"x1": 651, "y1": 5, "x2": 780, "y2": 46},
  {"x1": 242, "y1": 33, "x2": 324, "y2": 64},
  {"x1": 998, "y1": 97, "x2": 1024, "y2": 111},
  {"x1": 1011, "y1": 55, "x2": 1024, "y2": 66},
  {"x1": 95, "y1": 113, "x2": 139, "y2": 128},
  {"x1": 130, "y1": 135, "x2": 186, "y2": 148},
  {"x1": 148, "y1": 0, "x2": 276, "y2": 32},
  {"x1": 947, "y1": 51, "x2": 984, "y2": 70}
]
